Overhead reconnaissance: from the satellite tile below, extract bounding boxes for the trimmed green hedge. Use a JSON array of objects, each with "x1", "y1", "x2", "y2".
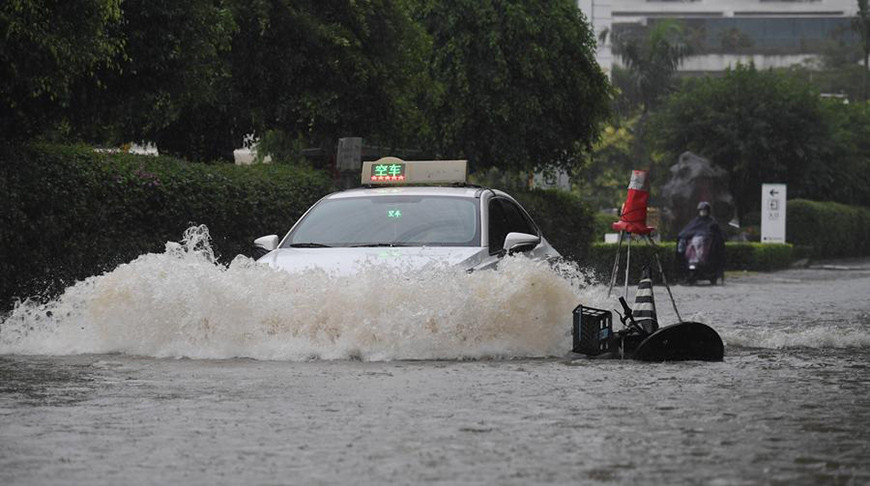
[
  {"x1": 723, "y1": 242, "x2": 794, "y2": 271},
  {"x1": 788, "y1": 199, "x2": 870, "y2": 257},
  {"x1": 584, "y1": 241, "x2": 794, "y2": 283},
  {"x1": 1, "y1": 144, "x2": 597, "y2": 309},
  {"x1": 0, "y1": 143, "x2": 335, "y2": 308}
]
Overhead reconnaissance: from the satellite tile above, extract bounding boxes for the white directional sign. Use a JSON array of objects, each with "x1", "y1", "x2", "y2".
[{"x1": 761, "y1": 183, "x2": 787, "y2": 244}]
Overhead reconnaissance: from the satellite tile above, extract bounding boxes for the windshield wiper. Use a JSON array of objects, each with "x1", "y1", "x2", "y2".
[
  {"x1": 349, "y1": 243, "x2": 414, "y2": 247},
  {"x1": 288, "y1": 242, "x2": 332, "y2": 248}
]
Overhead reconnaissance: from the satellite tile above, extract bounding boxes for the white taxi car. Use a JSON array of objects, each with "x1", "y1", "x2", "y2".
[{"x1": 254, "y1": 158, "x2": 560, "y2": 274}]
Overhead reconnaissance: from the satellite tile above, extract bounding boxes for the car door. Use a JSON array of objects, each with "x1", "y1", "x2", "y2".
[{"x1": 487, "y1": 197, "x2": 539, "y2": 255}]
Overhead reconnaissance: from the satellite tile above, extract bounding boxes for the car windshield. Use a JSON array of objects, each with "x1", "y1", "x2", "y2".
[{"x1": 284, "y1": 195, "x2": 480, "y2": 247}]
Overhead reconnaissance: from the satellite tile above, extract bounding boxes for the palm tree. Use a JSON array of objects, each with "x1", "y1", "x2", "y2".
[
  {"x1": 603, "y1": 19, "x2": 693, "y2": 114},
  {"x1": 599, "y1": 20, "x2": 692, "y2": 163}
]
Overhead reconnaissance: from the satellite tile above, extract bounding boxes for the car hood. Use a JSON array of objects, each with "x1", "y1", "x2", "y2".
[{"x1": 257, "y1": 246, "x2": 489, "y2": 276}]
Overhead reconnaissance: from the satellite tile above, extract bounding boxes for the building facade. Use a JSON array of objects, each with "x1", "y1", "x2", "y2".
[{"x1": 579, "y1": 0, "x2": 860, "y2": 74}]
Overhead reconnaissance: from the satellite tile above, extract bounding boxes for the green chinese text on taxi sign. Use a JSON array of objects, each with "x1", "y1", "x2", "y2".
[{"x1": 371, "y1": 163, "x2": 406, "y2": 181}]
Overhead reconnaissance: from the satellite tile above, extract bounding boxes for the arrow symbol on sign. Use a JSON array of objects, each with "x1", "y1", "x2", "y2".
[{"x1": 769, "y1": 189, "x2": 779, "y2": 196}]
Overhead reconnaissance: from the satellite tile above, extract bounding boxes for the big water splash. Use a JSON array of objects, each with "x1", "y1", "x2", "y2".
[
  {"x1": 0, "y1": 226, "x2": 606, "y2": 361},
  {"x1": 4, "y1": 227, "x2": 869, "y2": 360}
]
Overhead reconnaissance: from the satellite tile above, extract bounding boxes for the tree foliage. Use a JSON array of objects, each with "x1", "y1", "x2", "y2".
[
  {"x1": 414, "y1": 0, "x2": 610, "y2": 172},
  {"x1": 575, "y1": 118, "x2": 639, "y2": 209},
  {"x1": 650, "y1": 64, "x2": 870, "y2": 217},
  {"x1": 67, "y1": 0, "x2": 240, "y2": 162},
  {"x1": 228, "y1": 0, "x2": 432, "y2": 157},
  {"x1": 608, "y1": 19, "x2": 691, "y2": 114},
  {"x1": 0, "y1": 0, "x2": 123, "y2": 141},
  {"x1": 3, "y1": 0, "x2": 612, "y2": 171},
  {"x1": 820, "y1": 100, "x2": 870, "y2": 206},
  {"x1": 601, "y1": 20, "x2": 691, "y2": 181}
]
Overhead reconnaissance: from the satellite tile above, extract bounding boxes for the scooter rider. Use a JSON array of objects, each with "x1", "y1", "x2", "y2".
[{"x1": 676, "y1": 201, "x2": 726, "y2": 283}]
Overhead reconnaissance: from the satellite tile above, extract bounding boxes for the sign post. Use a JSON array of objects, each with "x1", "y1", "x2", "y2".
[
  {"x1": 336, "y1": 137, "x2": 363, "y2": 171},
  {"x1": 761, "y1": 183, "x2": 787, "y2": 243}
]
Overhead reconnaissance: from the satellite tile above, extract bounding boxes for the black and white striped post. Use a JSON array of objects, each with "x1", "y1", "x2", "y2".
[{"x1": 633, "y1": 265, "x2": 659, "y2": 334}]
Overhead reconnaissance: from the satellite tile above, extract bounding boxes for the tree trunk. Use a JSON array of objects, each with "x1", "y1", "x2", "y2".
[{"x1": 864, "y1": 51, "x2": 869, "y2": 102}]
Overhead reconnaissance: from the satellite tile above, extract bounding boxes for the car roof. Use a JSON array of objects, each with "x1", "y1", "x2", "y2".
[{"x1": 325, "y1": 185, "x2": 492, "y2": 200}]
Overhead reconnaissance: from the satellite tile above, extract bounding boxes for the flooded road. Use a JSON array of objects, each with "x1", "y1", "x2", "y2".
[{"x1": 1, "y1": 236, "x2": 869, "y2": 484}]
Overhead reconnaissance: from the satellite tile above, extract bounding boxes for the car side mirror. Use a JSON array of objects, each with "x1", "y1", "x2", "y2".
[
  {"x1": 254, "y1": 234, "x2": 279, "y2": 252},
  {"x1": 503, "y1": 232, "x2": 540, "y2": 255}
]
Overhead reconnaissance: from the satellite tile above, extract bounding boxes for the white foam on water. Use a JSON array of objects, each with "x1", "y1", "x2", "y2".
[
  {"x1": 0, "y1": 226, "x2": 608, "y2": 361},
  {"x1": 682, "y1": 309, "x2": 870, "y2": 350},
  {"x1": 719, "y1": 323, "x2": 870, "y2": 350}
]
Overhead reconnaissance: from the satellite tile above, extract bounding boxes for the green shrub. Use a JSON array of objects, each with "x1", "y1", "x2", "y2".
[
  {"x1": 511, "y1": 188, "x2": 595, "y2": 263},
  {"x1": 725, "y1": 242, "x2": 794, "y2": 271},
  {"x1": 593, "y1": 211, "x2": 619, "y2": 242},
  {"x1": 723, "y1": 242, "x2": 754, "y2": 270},
  {"x1": 0, "y1": 143, "x2": 335, "y2": 308},
  {"x1": 788, "y1": 199, "x2": 870, "y2": 257},
  {"x1": 1, "y1": 145, "x2": 599, "y2": 309}
]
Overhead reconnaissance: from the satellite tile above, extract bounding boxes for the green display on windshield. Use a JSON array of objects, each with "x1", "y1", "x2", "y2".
[
  {"x1": 371, "y1": 163, "x2": 406, "y2": 182},
  {"x1": 387, "y1": 209, "x2": 402, "y2": 218}
]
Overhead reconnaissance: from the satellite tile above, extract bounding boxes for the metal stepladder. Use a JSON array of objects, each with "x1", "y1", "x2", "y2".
[{"x1": 607, "y1": 230, "x2": 682, "y2": 323}]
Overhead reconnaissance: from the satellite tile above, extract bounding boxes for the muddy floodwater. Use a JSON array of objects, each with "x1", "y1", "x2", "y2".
[{"x1": 1, "y1": 234, "x2": 869, "y2": 484}]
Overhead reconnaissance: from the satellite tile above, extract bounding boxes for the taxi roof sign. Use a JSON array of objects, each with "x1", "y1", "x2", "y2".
[{"x1": 362, "y1": 157, "x2": 467, "y2": 185}]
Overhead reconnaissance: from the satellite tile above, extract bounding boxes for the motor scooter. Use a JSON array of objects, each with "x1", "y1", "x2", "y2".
[{"x1": 677, "y1": 232, "x2": 723, "y2": 285}]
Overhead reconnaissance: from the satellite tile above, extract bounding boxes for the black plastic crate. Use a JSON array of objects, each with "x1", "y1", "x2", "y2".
[{"x1": 572, "y1": 305, "x2": 613, "y2": 356}]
